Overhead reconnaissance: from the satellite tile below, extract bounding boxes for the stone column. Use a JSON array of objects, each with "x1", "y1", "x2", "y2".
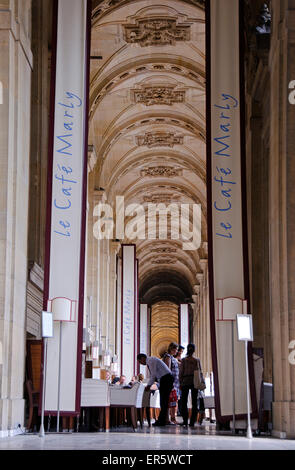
[
  {"x1": 91, "y1": 189, "x2": 106, "y2": 349},
  {"x1": 108, "y1": 241, "x2": 121, "y2": 358},
  {"x1": 196, "y1": 272, "x2": 204, "y2": 366},
  {"x1": 84, "y1": 147, "x2": 99, "y2": 337},
  {"x1": 269, "y1": 0, "x2": 295, "y2": 439},
  {"x1": 0, "y1": 1, "x2": 33, "y2": 434},
  {"x1": 191, "y1": 288, "x2": 200, "y2": 350}
]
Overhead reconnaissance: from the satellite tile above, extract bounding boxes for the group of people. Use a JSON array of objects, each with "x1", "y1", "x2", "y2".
[
  {"x1": 137, "y1": 342, "x2": 205, "y2": 427},
  {"x1": 110, "y1": 373, "x2": 144, "y2": 387}
]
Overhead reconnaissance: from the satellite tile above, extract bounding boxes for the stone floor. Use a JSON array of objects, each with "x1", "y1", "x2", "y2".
[{"x1": 0, "y1": 422, "x2": 294, "y2": 450}]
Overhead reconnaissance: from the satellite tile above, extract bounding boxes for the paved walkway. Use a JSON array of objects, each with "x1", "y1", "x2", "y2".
[{"x1": 0, "y1": 423, "x2": 294, "y2": 450}]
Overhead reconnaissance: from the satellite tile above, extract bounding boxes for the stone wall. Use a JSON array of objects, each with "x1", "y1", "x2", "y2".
[{"x1": 0, "y1": 0, "x2": 33, "y2": 434}]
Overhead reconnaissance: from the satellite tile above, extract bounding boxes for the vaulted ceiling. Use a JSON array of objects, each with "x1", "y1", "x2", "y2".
[{"x1": 89, "y1": 0, "x2": 206, "y2": 305}]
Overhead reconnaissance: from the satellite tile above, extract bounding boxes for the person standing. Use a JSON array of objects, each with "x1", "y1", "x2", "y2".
[
  {"x1": 179, "y1": 343, "x2": 203, "y2": 428},
  {"x1": 163, "y1": 342, "x2": 180, "y2": 424},
  {"x1": 137, "y1": 353, "x2": 173, "y2": 426},
  {"x1": 174, "y1": 345, "x2": 184, "y2": 416}
]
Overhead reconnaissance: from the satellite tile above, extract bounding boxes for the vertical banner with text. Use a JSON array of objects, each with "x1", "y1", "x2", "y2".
[
  {"x1": 116, "y1": 256, "x2": 122, "y2": 375},
  {"x1": 207, "y1": 0, "x2": 257, "y2": 421},
  {"x1": 139, "y1": 304, "x2": 149, "y2": 376},
  {"x1": 42, "y1": 0, "x2": 90, "y2": 414},
  {"x1": 121, "y1": 245, "x2": 136, "y2": 381}
]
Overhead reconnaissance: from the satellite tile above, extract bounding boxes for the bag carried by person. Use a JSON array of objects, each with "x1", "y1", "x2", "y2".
[{"x1": 193, "y1": 359, "x2": 206, "y2": 391}]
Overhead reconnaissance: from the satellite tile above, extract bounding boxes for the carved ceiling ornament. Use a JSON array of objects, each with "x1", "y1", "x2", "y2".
[
  {"x1": 136, "y1": 132, "x2": 184, "y2": 148},
  {"x1": 151, "y1": 247, "x2": 177, "y2": 254},
  {"x1": 133, "y1": 83, "x2": 185, "y2": 106},
  {"x1": 151, "y1": 257, "x2": 177, "y2": 265},
  {"x1": 140, "y1": 166, "x2": 183, "y2": 177},
  {"x1": 143, "y1": 194, "x2": 181, "y2": 204},
  {"x1": 124, "y1": 17, "x2": 191, "y2": 47}
]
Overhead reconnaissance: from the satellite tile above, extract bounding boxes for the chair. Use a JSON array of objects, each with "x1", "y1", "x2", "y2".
[
  {"x1": 25, "y1": 340, "x2": 42, "y2": 431},
  {"x1": 80, "y1": 379, "x2": 111, "y2": 431},
  {"x1": 109, "y1": 383, "x2": 145, "y2": 430},
  {"x1": 25, "y1": 379, "x2": 39, "y2": 431}
]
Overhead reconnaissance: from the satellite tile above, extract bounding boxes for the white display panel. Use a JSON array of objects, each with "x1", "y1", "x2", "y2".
[
  {"x1": 121, "y1": 245, "x2": 136, "y2": 382},
  {"x1": 209, "y1": 0, "x2": 254, "y2": 419},
  {"x1": 139, "y1": 304, "x2": 149, "y2": 376},
  {"x1": 237, "y1": 315, "x2": 253, "y2": 342}
]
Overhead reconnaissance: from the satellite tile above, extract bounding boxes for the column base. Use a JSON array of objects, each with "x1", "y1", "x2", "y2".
[
  {"x1": 0, "y1": 398, "x2": 25, "y2": 433},
  {"x1": 272, "y1": 401, "x2": 295, "y2": 439}
]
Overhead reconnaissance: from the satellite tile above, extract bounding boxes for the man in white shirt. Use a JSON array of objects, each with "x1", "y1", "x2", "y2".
[{"x1": 137, "y1": 353, "x2": 173, "y2": 426}]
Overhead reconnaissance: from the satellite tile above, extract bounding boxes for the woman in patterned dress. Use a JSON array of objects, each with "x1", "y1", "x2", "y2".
[{"x1": 163, "y1": 342, "x2": 180, "y2": 425}]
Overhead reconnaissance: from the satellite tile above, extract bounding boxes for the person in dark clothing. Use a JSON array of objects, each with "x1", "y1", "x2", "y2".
[
  {"x1": 179, "y1": 343, "x2": 203, "y2": 428},
  {"x1": 137, "y1": 353, "x2": 174, "y2": 426}
]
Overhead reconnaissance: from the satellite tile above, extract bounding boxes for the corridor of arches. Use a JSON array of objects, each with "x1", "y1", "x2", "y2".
[
  {"x1": 85, "y1": 0, "x2": 212, "y2": 378},
  {"x1": 3, "y1": 0, "x2": 295, "y2": 440}
]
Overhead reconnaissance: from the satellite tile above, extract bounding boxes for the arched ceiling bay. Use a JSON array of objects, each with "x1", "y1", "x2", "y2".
[{"x1": 89, "y1": 0, "x2": 206, "y2": 303}]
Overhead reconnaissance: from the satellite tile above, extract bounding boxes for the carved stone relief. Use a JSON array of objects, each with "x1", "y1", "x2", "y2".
[
  {"x1": 136, "y1": 132, "x2": 184, "y2": 148},
  {"x1": 151, "y1": 257, "x2": 177, "y2": 265},
  {"x1": 141, "y1": 166, "x2": 183, "y2": 177},
  {"x1": 133, "y1": 84, "x2": 185, "y2": 106},
  {"x1": 124, "y1": 18, "x2": 191, "y2": 47},
  {"x1": 143, "y1": 194, "x2": 181, "y2": 203},
  {"x1": 151, "y1": 247, "x2": 177, "y2": 254}
]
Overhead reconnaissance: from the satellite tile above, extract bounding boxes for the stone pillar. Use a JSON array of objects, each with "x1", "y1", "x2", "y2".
[
  {"x1": 0, "y1": 1, "x2": 33, "y2": 434},
  {"x1": 109, "y1": 241, "x2": 121, "y2": 358},
  {"x1": 269, "y1": 0, "x2": 295, "y2": 439},
  {"x1": 199, "y1": 259, "x2": 211, "y2": 374},
  {"x1": 90, "y1": 188, "x2": 105, "y2": 348},
  {"x1": 84, "y1": 148, "x2": 100, "y2": 344},
  {"x1": 191, "y1": 288, "x2": 200, "y2": 351},
  {"x1": 196, "y1": 272, "x2": 204, "y2": 366}
]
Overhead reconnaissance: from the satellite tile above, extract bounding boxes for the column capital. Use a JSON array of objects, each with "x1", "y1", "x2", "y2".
[
  {"x1": 196, "y1": 272, "x2": 204, "y2": 284},
  {"x1": 111, "y1": 240, "x2": 121, "y2": 255},
  {"x1": 193, "y1": 284, "x2": 200, "y2": 295},
  {"x1": 199, "y1": 258, "x2": 208, "y2": 272},
  {"x1": 201, "y1": 241, "x2": 208, "y2": 258},
  {"x1": 192, "y1": 295, "x2": 199, "y2": 304}
]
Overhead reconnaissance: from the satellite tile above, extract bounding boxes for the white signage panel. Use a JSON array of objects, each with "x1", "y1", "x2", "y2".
[
  {"x1": 121, "y1": 245, "x2": 136, "y2": 382},
  {"x1": 139, "y1": 304, "x2": 148, "y2": 376},
  {"x1": 209, "y1": 0, "x2": 256, "y2": 420},
  {"x1": 44, "y1": 0, "x2": 89, "y2": 413}
]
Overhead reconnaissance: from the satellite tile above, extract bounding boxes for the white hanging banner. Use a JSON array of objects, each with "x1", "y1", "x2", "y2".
[
  {"x1": 208, "y1": 0, "x2": 256, "y2": 420},
  {"x1": 180, "y1": 304, "x2": 189, "y2": 353},
  {"x1": 121, "y1": 245, "x2": 136, "y2": 382},
  {"x1": 43, "y1": 0, "x2": 89, "y2": 414},
  {"x1": 139, "y1": 304, "x2": 149, "y2": 376},
  {"x1": 135, "y1": 259, "x2": 139, "y2": 374},
  {"x1": 116, "y1": 257, "x2": 122, "y2": 375}
]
